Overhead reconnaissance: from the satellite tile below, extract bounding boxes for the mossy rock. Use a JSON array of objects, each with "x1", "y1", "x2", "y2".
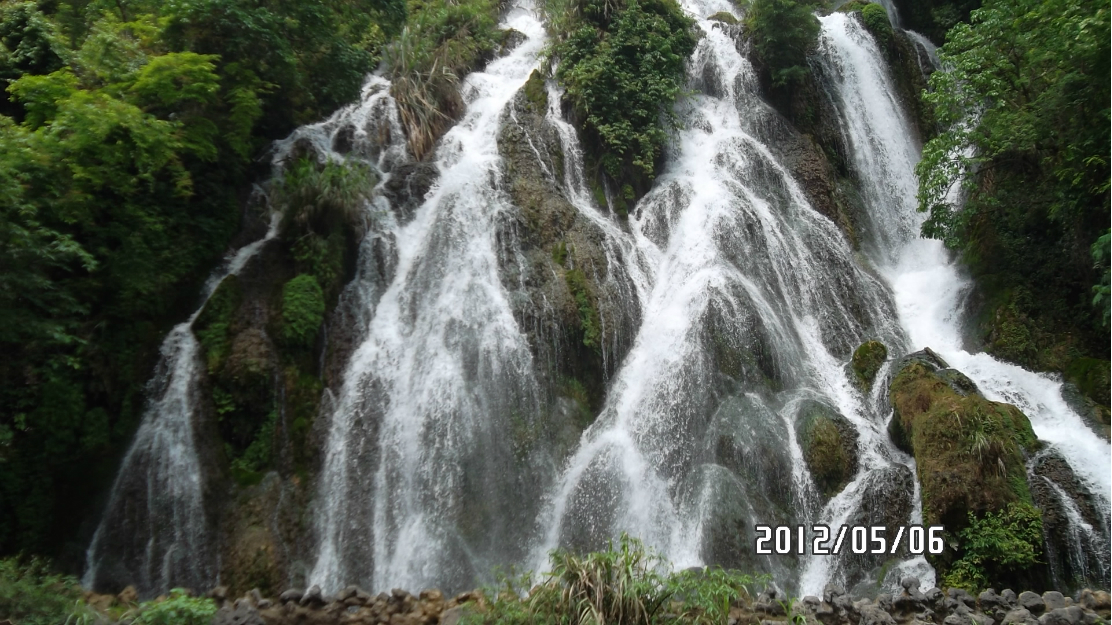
[
  {"x1": 707, "y1": 11, "x2": 738, "y2": 24},
  {"x1": 523, "y1": 69, "x2": 547, "y2": 113},
  {"x1": 888, "y1": 351, "x2": 1040, "y2": 534},
  {"x1": 193, "y1": 275, "x2": 243, "y2": 373},
  {"x1": 795, "y1": 400, "x2": 859, "y2": 499},
  {"x1": 1065, "y1": 357, "x2": 1111, "y2": 408},
  {"x1": 280, "y1": 274, "x2": 325, "y2": 348},
  {"x1": 851, "y1": 340, "x2": 887, "y2": 390}
]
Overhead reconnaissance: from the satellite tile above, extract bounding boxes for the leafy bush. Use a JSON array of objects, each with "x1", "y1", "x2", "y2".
[
  {"x1": 277, "y1": 157, "x2": 376, "y2": 237},
  {"x1": 131, "y1": 589, "x2": 218, "y2": 625},
  {"x1": 467, "y1": 535, "x2": 762, "y2": 624},
  {"x1": 548, "y1": 0, "x2": 696, "y2": 182},
  {"x1": 916, "y1": 0, "x2": 1110, "y2": 366},
  {"x1": 280, "y1": 275, "x2": 326, "y2": 348},
  {"x1": 942, "y1": 502, "x2": 1044, "y2": 591},
  {"x1": 0, "y1": 557, "x2": 84, "y2": 625},
  {"x1": 745, "y1": 0, "x2": 821, "y2": 87},
  {"x1": 859, "y1": 3, "x2": 893, "y2": 44}
]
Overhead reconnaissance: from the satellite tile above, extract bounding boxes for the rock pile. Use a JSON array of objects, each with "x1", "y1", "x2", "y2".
[
  {"x1": 202, "y1": 578, "x2": 1111, "y2": 625},
  {"x1": 210, "y1": 585, "x2": 474, "y2": 625}
]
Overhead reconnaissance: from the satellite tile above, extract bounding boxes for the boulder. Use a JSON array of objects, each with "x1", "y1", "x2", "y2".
[{"x1": 795, "y1": 400, "x2": 859, "y2": 499}]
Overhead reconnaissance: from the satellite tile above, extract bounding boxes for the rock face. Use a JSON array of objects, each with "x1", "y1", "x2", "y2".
[
  {"x1": 494, "y1": 79, "x2": 642, "y2": 450},
  {"x1": 794, "y1": 399, "x2": 859, "y2": 499}
]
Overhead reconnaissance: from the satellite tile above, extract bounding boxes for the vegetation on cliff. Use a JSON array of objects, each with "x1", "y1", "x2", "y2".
[
  {"x1": 0, "y1": 0, "x2": 397, "y2": 561},
  {"x1": 888, "y1": 354, "x2": 1043, "y2": 590},
  {"x1": 916, "y1": 0, "x2": 1110, "y2": 384},
  {"x1": 745, "y1": 0, "x2": 820, "y2": 88},
  {"x1": 544, "y1": 0, "x2": 697, "y2": 193}
]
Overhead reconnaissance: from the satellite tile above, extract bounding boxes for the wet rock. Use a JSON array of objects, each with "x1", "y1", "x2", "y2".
[
  {"x1": 861, "y1": 603, "x2": 898, "y2": 625},
  {"x1": 299, "y1": 585, "x2": 325, "y2": 607},
  {"x1": 440, "y1": 605, "x2": 470, "y2": 625},
  {"x1": 852, "y1": 340, "x2": 888, "y2": 390},
  {"x1": 1002, "y1": 590, "x2": 1019, "y2": 607},
  {"x1": 279, "y1": 588, "x2": 303, "y2": 604},
  {"x1": 1020, "y1": 592, "x2": 1046, "y2": 615},
  {"x1": 1002, "y1": 608, "x2": 1040, "y2": 625},
  {"x1": 1044, "y1": 593, "x2": 1067, "y2": 611},
  {"x1": 212, "y1": 601, "x2": 265, "y2": 625},
  {"x1": 925, "y1": 588, "x2": 945, "y2": 609},
  {"x1": 498, "y1": 28, "x2": 527, "y2": 56},
  {"x1": 901, "y1": 576, "x2": 920, "y2": 591},
  {"x1": 1039, "y1": 607, "x2": 1082, "y2": 625},
  {"x1": 825, "y1": 584, "x2": 847, "y2": 604},
  {"x1": 209, "y1": 586, "x2": 229, "y2": 603},
  {"x1": 117, "y1": 586, "x2": 138, "y2": 605},
  {"x1": 795, "y1": 399, "x2": 859, "y2": 499}
]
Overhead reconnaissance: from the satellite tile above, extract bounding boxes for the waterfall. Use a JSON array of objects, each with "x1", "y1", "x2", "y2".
[
  {"x1": 308, "y1": 0, "x2": 551, "y2": 594},
  {"x1": 83, "y1": 213, "x2": 279, "y2": 597},
  {"x1": 816, "y1": 11, "x2": 1110, "y2": 590},
  {"x1": 84, "y1": 0, "x2": 1108, "y2": 598},
  {"x1": 531, "y1": 0, "x2": 923, "y2": 591}
]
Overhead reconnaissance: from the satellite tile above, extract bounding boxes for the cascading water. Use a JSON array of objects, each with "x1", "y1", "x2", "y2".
[
  {"x1": 531, "y1": 0, "x2": 926, "y2": 592},
  {"x1": 83, "y1": 213, "x2": 279, "y2": 597},
  {"x1": 308, "y1": 1, "x2": 554, "y2": 593},
  {"x1": 815, "y1": 11, "x2": 1110, "y2": 590},
  {"x1": 85, "y1": 0, "x2": 1110, "y2": 597}
]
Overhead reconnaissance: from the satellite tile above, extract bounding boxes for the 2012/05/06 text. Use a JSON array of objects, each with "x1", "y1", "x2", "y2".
[{"x1": 755, "y1": 525, "x2": 945, "y2": 555}]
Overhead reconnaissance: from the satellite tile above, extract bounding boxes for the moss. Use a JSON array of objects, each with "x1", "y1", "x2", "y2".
[
  {"x1": 562, "y1": 377, "x2": 594, "y2": 429},
  {"x1": 286, "y1": 368, "x2": 322, "y2": 471},
  {"x1": 707, "y1": 11, "x2": 738, "y2": 24},
  {"x1": 565, "y1": 269, "x2": 601, "y2": 353},
  {"x1": 889, "y1": 361, "x2": 1037, "y2": 532},
  {"x1": 859, "y1": 3, "x2": 892, "y2": 44},
  {"x1": 851, "y1": 340, "x2": 887, "y2": 390},
  {"x1": 552, "y1": 240, "x2": 568, "y2": 266},
  {"x1": 837, "y1": 0, "x2": 871, "y2": 12},
  {"x1": 280, "y1": 274, "x2": 325, "y2": 348},
  {"x1": 523, "y1": 69, "x2": 548, "y2": 113},
  {"x1": 193, "y1": 275, "x2": 242, "y2": 374},
  {"x1": 1065, "y1": 357, "x2": 1111, "y2": 408}
]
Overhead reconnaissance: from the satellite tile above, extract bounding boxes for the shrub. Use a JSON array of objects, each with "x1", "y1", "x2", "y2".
[
  {"x1": 467, "y1": 535, "x2": 763, "y2": 624},
  {"x1": 277, "y1": 157, "x2": 376, "y2": 237},
  {"x1": 745, "y1": 0, "x2": 821, "y2": 87},
  {"x1": 548, "y1": 0, "x2": 697, "y2": 181},
  {"x1": 280, "y1": 275, "x2": 325, "y2": 348},
  {"x1": 859, "y1": 3, "x2": 893, "y2": 44},
  {"x1": 0, "y1": 557, "x2": 84, "y2": 625},
  {"x1": 942, "y1": 502, "x2": 1044, "y2": 591},
  {"x1": 131, "y1": 589, "x2": 218, "y2": 625}
]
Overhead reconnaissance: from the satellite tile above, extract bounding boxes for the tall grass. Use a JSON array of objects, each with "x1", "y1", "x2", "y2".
[
  {"x1": 383, "y1": 0, "x2": 501, "y2": 159},
  {"x1": 468, "y1": 535, "x2": 764, "y2": 624}
]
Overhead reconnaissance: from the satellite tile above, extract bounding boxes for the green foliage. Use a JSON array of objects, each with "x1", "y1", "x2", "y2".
[
  {"x1": 276, "y1": 157, "x2": 376, "y2": 237},
  {"x1": 468, "y1": 535, "x2": 762, "y2": 624},
  {"x1": 565, "y1": 269, "x2": 601, "y2": 352},
  {"x1": 0, "y1": 2, "x2": 68, "y2": 117},
  {"x1": 229, "y1": 410, "x2": 276, "y2": 486},
  {"x1": 916, "y1": 0, "x2": 1110, "y2": 356},
  {"x1": 1093, "y1": 230, "x2": 1110, "y2": 327},
  {"x1": 280, "y1": 275, "x2": 325, "y2": 348},
  {"x1": 131, "y1": 589, "x2": 218, "y2": 625},
  {"x1": 859, "y1": 3, "x2": 892, "y2": 44},
  {"x1": 0, "y1": 557, "x2": 84, "y2": 625},
  {"x1": 941, "y1": 502, "x2": 1043, "y2": 591},
  {"x1": 548, "y1": 0, "x2": 696, "y2": 181},
  {"x1": 194, "y1": 275, "x2": 242, "y2": 373},
  {"x1": 384, "y1": 0, "x2": 501, "y2": 159},
  {"x1": 745, "y1": 0, "x2": 820, "y2": 87}
]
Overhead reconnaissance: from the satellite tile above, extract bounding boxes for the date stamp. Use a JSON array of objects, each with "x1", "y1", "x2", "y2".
[{"x1": 755, "y1": 525, "x2": 945, "y2": 555}]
